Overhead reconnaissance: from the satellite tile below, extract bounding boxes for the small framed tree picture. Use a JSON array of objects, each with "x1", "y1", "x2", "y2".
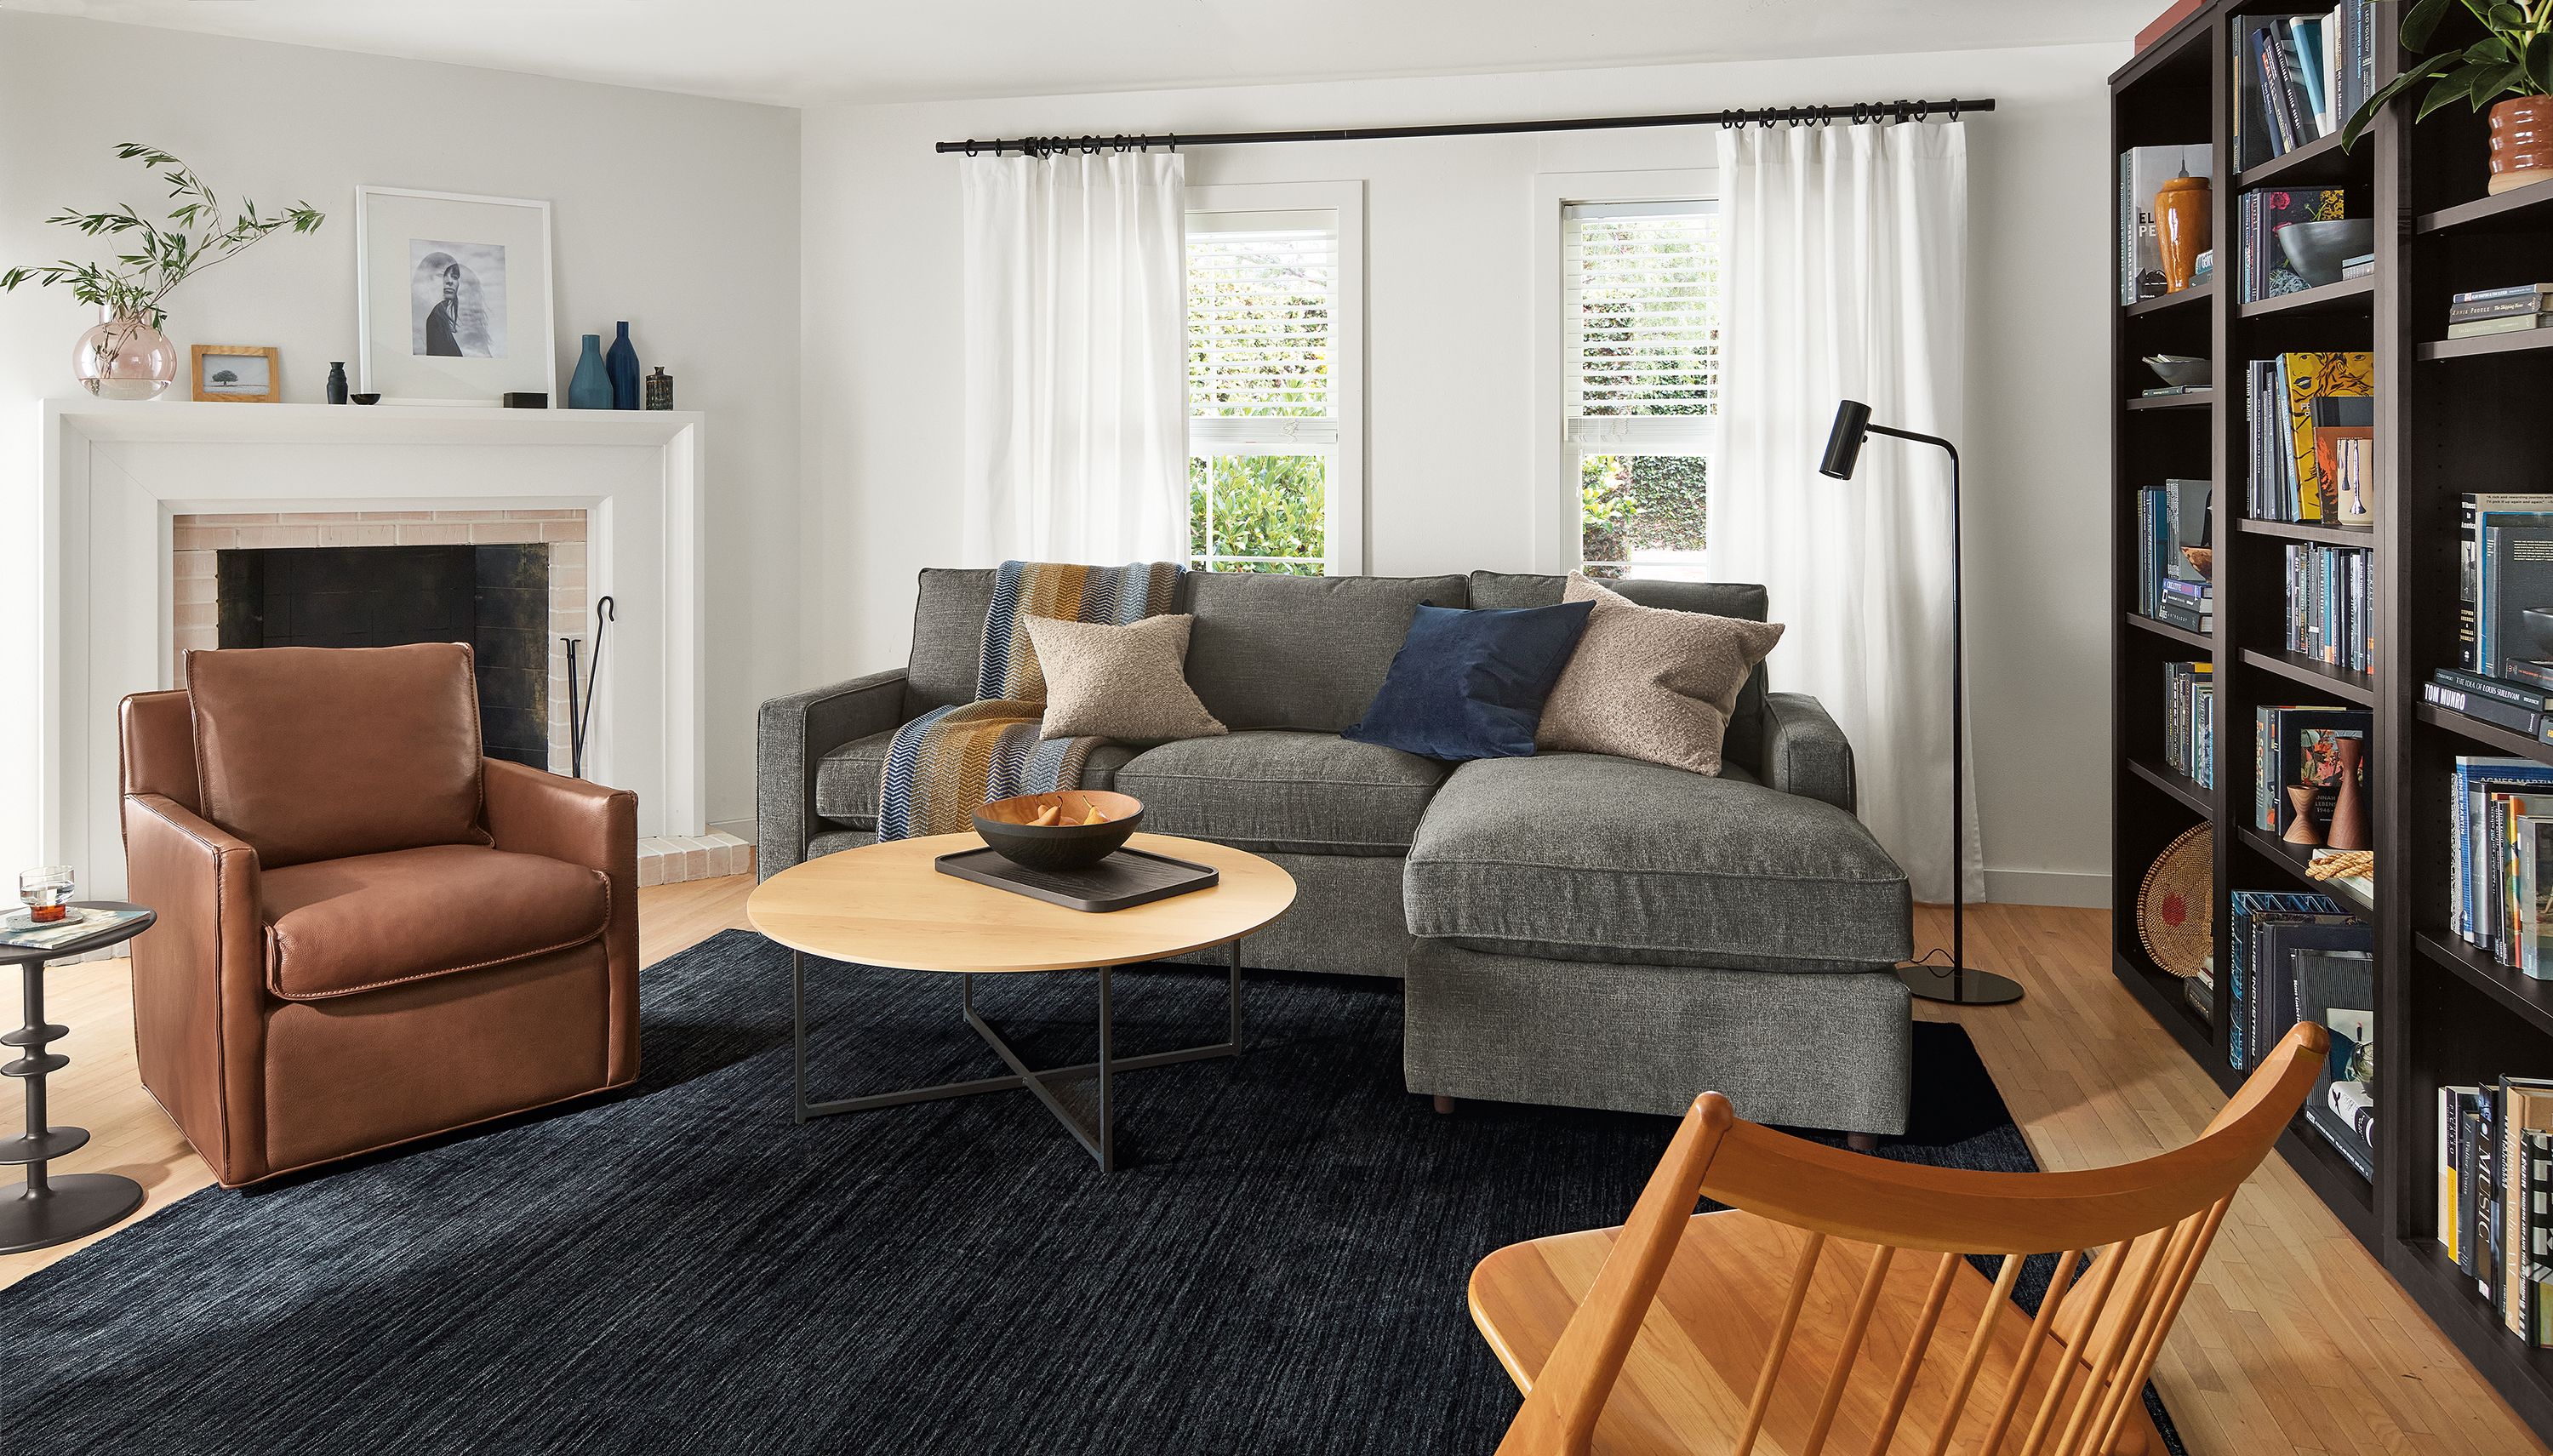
[{"x1": 191, "y1": 345, "x2": 281, "y2": 403}]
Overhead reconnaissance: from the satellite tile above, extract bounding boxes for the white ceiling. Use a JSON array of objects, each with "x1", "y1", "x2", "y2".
[{"x1": 2, "y1": 0, "x2": 2145, "y2": 108}]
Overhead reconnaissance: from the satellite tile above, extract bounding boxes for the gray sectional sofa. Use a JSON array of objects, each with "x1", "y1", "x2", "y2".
[{"x1": 757, "y1": 568, "x2": 1917, "y2": 1137}]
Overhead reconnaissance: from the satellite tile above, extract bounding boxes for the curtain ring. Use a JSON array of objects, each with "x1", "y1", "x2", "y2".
[
  {"x1": 1947, "y1": 98, "x2": 1961, "y2": 121},
  {"x1": 962, "y1": 140, "x2": 979, "y2": 157},
  {"x1": 1914, "y1": 100, "x2": 1930, "y2": 122}
]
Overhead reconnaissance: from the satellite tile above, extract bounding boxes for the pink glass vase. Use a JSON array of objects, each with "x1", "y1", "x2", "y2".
[{"x1": 74, "y1": 307, "x2": 175, "y2": 400}]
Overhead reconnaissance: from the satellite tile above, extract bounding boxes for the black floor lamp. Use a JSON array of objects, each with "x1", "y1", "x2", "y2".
[{"x1": 1818, "y1": 399, "x2": 2024, "y2": 1007}]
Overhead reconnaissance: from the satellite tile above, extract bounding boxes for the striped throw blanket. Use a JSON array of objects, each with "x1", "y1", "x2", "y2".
[{"x1": 876, "y1": 560, "x2": 1185, "y2": 840}]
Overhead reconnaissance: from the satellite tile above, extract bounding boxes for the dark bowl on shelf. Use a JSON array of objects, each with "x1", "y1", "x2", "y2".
[
  {"x1": 2275, "y1": 219, "x2": 2374, "y2": 289},
  {"x1": 974, "y1": 791, "x2": 1144, "y2": 871},
  {"x1": 350, "y1": 392, "x2": 381, "y2": 405}
]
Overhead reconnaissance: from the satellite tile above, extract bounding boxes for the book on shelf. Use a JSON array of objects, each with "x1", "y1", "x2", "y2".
[
  {"x1": 2448, "y1": 316, "x2": 2552, "y2": 340},
  {"x1": 2441, "y1": 1081, "x2": 2553, "y2": 1344},
  {"x1": 2452, "y1": 758, "x2": 2553, "y2": 950},
  {"x1": 2121, "y1": 143, "x2": 2215, "y2": 305},
  {"x1": 2426, "y1": 680, "x2": 2544, "y2": 737},
  {"x1": 2248, "y1": 352, "x2": 2372, "y2": 521},
  {"x1": 2511, "y1": 661, "x2": 2553, "y2": 694},
  {"x1": 2340, "y1": 252, "x2": 2374, "y2": 279},
  {"x1": 2483, "y1": 517, "x2": 2553, "y2": 678},
  {"x1": 2254, "y1": 705, "x2": 2368, "y2": 838},
  {"x1": 2185, "y1": 962, "x2": 2216, "y2": 1019},
  {"x1": 2227, "y1": 890, "x2": 2356, "y2": 1071},
  {"x1": 2285, "y1": 541, "x2": 2373, "y2": 671},
  {"x1": 2447, "y1": 283, "x2": 2553, "y2": 339},
  {"x1": 2141, "y1": 384, "x2": 2209, "y2": 397},
  {"x1": 2233, "y1": 7, "x2": 2375, "y2": 169},
  {"x1": 2135, "y1": 481, "x2": 2213, "y2": 622},
  {"x1": 2296, "y1": 947, "x2": 2375, "y2": 1178},
  {"x1": 2459, "y1": 496, "x2": 2553, "y2": 674},
  {"x1": 2164, "y1": 660, "x2": 2216, "y2": 786}
]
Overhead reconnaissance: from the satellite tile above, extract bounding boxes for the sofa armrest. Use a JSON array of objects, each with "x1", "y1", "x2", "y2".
[
  {"x1": 121, "y1": 791, "x2": 270, "y2": 1184},
  {"x1": 483, "y1": 759, "x2": 640, "y2": 1084},
  {"x1": 756, "y1": 668, "x2": 910, "y2": 879},
  {"x1": 1760, "y1": 692, "x2": 1857, "y2": 814}
]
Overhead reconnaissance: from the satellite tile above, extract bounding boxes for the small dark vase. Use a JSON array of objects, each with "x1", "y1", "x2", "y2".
[
  {"x1": 2326, "y1": 738, "x2": 2371, "y2": 851},
  {"x1": 325, "y1": 361, "x2": 349, "y2": 405},
  {"x1": 643, "y1": 365, "x2": 673, "y2": 411},
  {"x1": 605, "y1": 321, "x2": 640, "y2": 410}
]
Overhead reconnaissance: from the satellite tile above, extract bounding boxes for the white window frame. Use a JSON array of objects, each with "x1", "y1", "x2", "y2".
[
  {"x1": 1185, "y1": 180, "x2": 1366, "y2": 574},
  {"x1": 1531, "y1": 168, "x2": 1719, "y2": 575}
]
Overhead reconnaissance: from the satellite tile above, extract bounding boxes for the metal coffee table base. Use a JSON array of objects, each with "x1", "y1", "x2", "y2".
[{"x1": 791, "y1": 941, "x2": 1243, "y2": 1173}]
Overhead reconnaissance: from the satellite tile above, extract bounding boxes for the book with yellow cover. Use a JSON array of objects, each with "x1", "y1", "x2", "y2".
[{"x1": 2282, "y1": 351, "x2": 2373, "y2": 522}]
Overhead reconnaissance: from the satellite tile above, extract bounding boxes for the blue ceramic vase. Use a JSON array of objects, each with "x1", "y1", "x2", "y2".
[
  {"x1": 568, "y1": 334, "x2": 611, "y2": 409},
  {"x1": 605, "y1": 321, "x2": 640, "y2": 410}
]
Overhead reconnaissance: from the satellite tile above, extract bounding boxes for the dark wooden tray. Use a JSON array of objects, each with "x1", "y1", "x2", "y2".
[{"x1": 933, "y1": 845, "x2": 1219, "y2": 912}]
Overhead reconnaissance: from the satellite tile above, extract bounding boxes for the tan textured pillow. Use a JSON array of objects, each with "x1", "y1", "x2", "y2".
[
  {"x1": 1534, "y1": 574, "x2": 1785, "y2": 775},
  {"x1": 1022, "y1": 614, "x2": 1228, "y2": 743}
]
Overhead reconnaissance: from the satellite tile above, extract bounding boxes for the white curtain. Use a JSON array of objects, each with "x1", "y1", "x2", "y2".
[
  {"x1": 960, "y1": 150, "x2": 1191, "y2": 564},
  {"x1": 1711, "y1": 121, "x2": 1980, "y2": 905}
]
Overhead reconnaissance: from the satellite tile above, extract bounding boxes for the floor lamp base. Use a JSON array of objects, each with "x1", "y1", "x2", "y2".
[{"x1": 1896, "y1": 963, "x2": 2025, "y2": 1007}]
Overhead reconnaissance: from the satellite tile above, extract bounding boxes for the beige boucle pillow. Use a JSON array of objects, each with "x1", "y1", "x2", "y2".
[
  {"x1": 1534, "y1": 574, "x2": 1785, "y2": 775},
  {"x1": 1021, "y1": 614, "x2": 1228, "y2": 743}
]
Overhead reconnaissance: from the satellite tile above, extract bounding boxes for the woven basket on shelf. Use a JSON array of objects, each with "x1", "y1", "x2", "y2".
[{"x1": 2137, "y1": 823, "x2": 2213, "y2": 979}]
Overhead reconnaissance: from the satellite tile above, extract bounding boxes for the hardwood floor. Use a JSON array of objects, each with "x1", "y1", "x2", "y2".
[{"x1": 1, "y1": 886, "x2": 2539, "y2": 1454}]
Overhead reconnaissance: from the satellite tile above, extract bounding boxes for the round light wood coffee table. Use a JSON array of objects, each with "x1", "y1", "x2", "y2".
[{"x1": 746, "y1": 832, "x2": 1295, "y2": 1171}]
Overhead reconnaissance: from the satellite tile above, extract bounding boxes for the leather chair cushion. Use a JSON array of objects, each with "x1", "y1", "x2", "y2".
[
  {"x1": 187, "y1": 642, "x2": 491, "y2": 868},
  {"x1": 262, "y1": 843, "x2": 610, "y2": 1001}
]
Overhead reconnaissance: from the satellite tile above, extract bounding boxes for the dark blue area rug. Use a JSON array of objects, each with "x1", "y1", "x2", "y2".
[{"x1": 1, "y1": 930, "x2": 2180, "y2": 1453}]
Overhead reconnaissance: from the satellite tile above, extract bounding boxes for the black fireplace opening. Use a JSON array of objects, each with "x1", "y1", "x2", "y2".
[{"x1": 215, "y1": 545, "x2": 551, "y2": 768}]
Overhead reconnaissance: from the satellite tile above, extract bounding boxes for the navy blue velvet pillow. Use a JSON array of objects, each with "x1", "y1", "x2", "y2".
[{"x1": 1342, "y1": 601, "x2": 1596, "y2": 762}]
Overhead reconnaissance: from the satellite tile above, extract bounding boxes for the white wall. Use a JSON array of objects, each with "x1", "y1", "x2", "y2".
[
  {"x1": 800, "y1": 44, "x2": 2126, "y2": 905},
  {"x1": 0, "y1": 12, "x2": 800, "y2": 861}
]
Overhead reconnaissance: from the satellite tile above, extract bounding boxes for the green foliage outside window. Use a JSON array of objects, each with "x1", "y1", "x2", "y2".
[
  {"x1": 1579, "y1": 454, "x2": 1708, "y2": 575},
  {"x1": 1191, "y1": 454, "x2": 1325, "y2": 575}
]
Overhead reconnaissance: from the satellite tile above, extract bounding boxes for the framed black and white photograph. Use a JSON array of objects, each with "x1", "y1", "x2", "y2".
[
  {"x1": 356, "y1": 186, "x2": 553, "y2": 405},
  {"x1": 190, "y1": 344, "x2": 279, "y2": 403}
]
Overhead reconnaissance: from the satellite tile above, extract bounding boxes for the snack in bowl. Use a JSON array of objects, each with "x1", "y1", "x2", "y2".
[{"x1": 974, "y1": 791, "x2": 1145, "y2": 871}]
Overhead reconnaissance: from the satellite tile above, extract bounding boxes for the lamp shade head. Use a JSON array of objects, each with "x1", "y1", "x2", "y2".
[{"x1": 1819, "y1": 399, "x2": 1872, "y2": 479}]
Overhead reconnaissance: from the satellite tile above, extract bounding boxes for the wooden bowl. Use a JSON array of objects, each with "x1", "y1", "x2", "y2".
[{"x1": 974, "y1": 791, "x2": 1144, "y2": 871}]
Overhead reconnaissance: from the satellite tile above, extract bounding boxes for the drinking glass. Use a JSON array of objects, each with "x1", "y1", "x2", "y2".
[{"x1": 18, "y1": 865, "x2": 74, "y2": 924}]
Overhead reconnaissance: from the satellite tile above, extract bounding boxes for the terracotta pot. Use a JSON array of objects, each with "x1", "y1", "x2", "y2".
[
  {"x1": 2156, "y1": 173, "x2": 2211, "y2": 292},
  {"x1": 2488, "y1": 95, "x2": 2553, "y2": 196}
]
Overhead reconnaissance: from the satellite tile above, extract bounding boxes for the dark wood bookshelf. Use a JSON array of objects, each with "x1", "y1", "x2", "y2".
[
  {"x1": 2416, "y1": 328, "x2": 2553, "y2": 363},
  {"x1": 2239, "y1": 647, "x2": 2374, "y2": 705},
  {"x1": 2234, "y1": 517, "x2": 2375, "y2": 545},
  {"x1": 2416, "y1": 177, "x2": 2553, "y2": 235},
  {"x1": 2125, "y1": 389, "x2": 2215, "y2": 410},
  {"x1": 2416, "y1": 699, "x2": 2552, "y2": 765},
  {"x1": 2112, "y1": 8, "x2": 2553, "y2": 1440},
  {"x1": 2124, "y1": 611, "x2": 2212, "y2": 651},
  {"x1": 2236, "y1": 273, "x2": 2376, "y2": 318}
]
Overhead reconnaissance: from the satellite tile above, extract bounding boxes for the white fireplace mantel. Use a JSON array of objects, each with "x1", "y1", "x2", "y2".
[{"x1": 38, "y1": 399, "x2": 705, "y2": 895}]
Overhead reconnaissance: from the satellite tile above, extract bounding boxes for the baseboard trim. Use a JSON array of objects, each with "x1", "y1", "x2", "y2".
[{"x1": 1983, "y1": 869, "x2": 2110, "y2": 909}]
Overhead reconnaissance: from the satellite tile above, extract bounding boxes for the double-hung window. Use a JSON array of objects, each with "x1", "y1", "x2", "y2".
[
  {"x1": 1185, "y1": 185, "x2": 1363, "y2": 575},
  {"x1": 1562, "y1": 198, "x2": 1720, "y2": 580}
]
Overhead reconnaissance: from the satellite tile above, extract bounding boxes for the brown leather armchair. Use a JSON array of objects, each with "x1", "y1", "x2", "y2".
[{"x1": 117, "y1": 642, "x2": 637, "y2": 1186}]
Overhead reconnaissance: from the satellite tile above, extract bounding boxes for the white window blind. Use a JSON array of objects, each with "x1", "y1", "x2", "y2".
[
  {"x1": 1564, "y1": 199, "x2": 1720, "y2": 451},
  {"x1": 1188, "y1": 208, "x2": 1337, "y2": 450}
]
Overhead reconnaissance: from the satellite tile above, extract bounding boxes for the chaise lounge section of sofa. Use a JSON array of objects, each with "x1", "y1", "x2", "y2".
[{"x1": 757, "y1": 568, "x2": 1915, "y2": 1136}]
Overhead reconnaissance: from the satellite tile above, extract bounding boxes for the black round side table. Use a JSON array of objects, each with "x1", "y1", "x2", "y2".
[{"x1": 1, "y1": 900, "x2": 155, "y2": 1255}]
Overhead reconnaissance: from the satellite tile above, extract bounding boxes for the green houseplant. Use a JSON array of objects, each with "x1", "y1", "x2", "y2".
[
  {"x1": 2341, "y1": 0, "x2": 2553, "y2": 195},
  {"x1": 1, "y1": 144, "x2": 323, "y2": 398}
]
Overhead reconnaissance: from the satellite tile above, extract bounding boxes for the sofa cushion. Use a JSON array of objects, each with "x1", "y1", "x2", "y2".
[
  {"x1": 1023, "y1": 614, "x2": 1226, "y2": 743},
  {"x1": 813, "y1": 728, "x2": 1135, "y2": 829},
  {"x1": 1344, "y1": 601, "x2": 1594, "y2": 762},
  {"x1": 1185, "y1": 572, "x2": 1468, "y2": 733},
  {"x1": 1112, "y1": 731, "x2": 1451, "y2": 855},
  {"x1": 187, "y1": 642, "x2": 491, "y2": 868},
  {"x1": 1534, "y1": 574, "x2": 1784, "y2": 776},
  {"x1": 1405, "y1": 753, "x2": 1911, "y2": 973},
  {"x1": 261, "y1": 843, "x2": 611, "y2": 1001},
  {"x1": 1468, "y1": 572, "x2": 1772, "y2": 775},
  {"x1": 903, "y1": 568, "x2": 1000, "y2": 717}
]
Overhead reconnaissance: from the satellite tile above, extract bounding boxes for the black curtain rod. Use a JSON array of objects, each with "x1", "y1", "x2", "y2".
[{"x1": 934, "y1": 97, "x2": 1994, "y2": 157}]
